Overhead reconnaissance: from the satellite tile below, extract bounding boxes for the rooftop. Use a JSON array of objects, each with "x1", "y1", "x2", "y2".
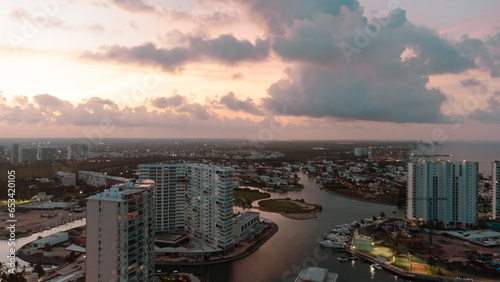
[{"x1": 295, "y1": 267, "x2": 338, "y2": 282}]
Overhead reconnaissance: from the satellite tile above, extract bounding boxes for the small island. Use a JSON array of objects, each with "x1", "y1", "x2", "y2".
[
  {"x1": 233, "y1": 188, "x2": 270, "y2": 208},
  {"x1": 258, "y1": 198, "x2": 322, "y2": 220}
]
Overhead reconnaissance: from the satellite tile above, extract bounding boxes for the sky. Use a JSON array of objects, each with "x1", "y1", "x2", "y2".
[{"x1": 1, "y1": 0, "x2": 500, "y2": 141}]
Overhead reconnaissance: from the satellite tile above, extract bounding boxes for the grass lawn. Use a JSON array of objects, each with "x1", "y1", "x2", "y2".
[
  {"x1": 393, "y1": 256, "x2": 412, "y2": 271},
  {"x1": 370, "y1": 245, "x2": 394, "y2": 260},
  {"x1": 258, "y1": 199, "x2": 320, "y2": 213},
  {"x1": 233, "y1": 188, "x2": 270, "y2": 205}
]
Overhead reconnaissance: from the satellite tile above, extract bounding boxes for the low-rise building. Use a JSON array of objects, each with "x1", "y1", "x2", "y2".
[
  {"x1": 233, "y1": 212, "x2": 260, "y2": 240},
  {"x1": 54, "y1": 171, "x2": 76, "y2": 186},
  {"x1": 32, "y1": 232, "x2": 69, "y2": 249}
]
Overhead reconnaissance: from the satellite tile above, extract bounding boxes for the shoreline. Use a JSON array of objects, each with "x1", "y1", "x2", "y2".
[
  {"x1": 256, "y1": 207, "x2": 319, "y2": 220},
  {"x1": 322, "y1": 187, "x2": 398, "y2": 207},
  {"x1": 156, "y1": 221, "x2": 279, "y2": 266}
]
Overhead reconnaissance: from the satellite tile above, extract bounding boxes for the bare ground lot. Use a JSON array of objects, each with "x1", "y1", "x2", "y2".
[{"x1": 0, "y1": 209, "x2": 84, "y2": 239}]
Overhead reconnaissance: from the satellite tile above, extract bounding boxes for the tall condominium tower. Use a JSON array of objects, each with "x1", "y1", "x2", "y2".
[
  {"x1": 10, "y1": 143, "x2": 19, "y2": 164},
  {"x1": 68, "y1": 143, "x2": 89, "y2": 159},
  {"x1": 185, "y1": 163, "x2": 235, "y2": 250},
  {"x1": 86, "y1": 180, "x2": 156, "y2": 282},
  {"x1": 407, "y1": 160, "x2": 478, "y2": 226},
  {"x1": 493, "y1": 161, "x2": 500, "y2": 220},
  {"x1": 138, "y1": 163, "x2": 187, "y2": 232}
]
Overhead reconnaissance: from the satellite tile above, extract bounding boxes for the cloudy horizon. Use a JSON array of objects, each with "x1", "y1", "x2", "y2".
[{"x1": 1, "y1": 0, "x2": 500, "y2": 140}]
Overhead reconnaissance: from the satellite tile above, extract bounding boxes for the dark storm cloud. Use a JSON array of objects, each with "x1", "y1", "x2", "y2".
[
  {"x1": 262, "y1": 65, "x2": 447, "y2": 123},
  {"x1": 458, "y1": 33, "x2": 500, "y2": 77},
  {"x1": 235, "y1": 0, "x2": 361, "y2": 35},
  {"x1": 219, "y1": 92, "x2": 264, "y2": 115},
  {"x1": 81, "y1": 34, "x2": 270, "y2": 72}
]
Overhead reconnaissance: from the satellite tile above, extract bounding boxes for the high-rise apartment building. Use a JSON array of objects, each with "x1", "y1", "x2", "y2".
[
  {"x1": 86, "y1": 180, "x2": 156, "y2": 282},
  {"x1": 138, "y1": 164, "x2": 187, "y2": 232},
  {"x1": 38, "y1": 147, "x2": 57, "y2": 161},
  {"x1": 10, "y1": 143, "x2": 19, "y2": 164},
  {"x1": 492, "y1": 161, "x2": 500, "y2": 220},
  {"x1": 68, "y1": 143, "x2": 89, "y2": 159},
  {"x1": 20, "y1": 147, "x2": 38, "y2": 163},
  {"x1": 407, "y1": 160, "x2": 478, "y2": 226},
  {"x1": 185, "y1": 163, "x2": 235, "y2": 250}
]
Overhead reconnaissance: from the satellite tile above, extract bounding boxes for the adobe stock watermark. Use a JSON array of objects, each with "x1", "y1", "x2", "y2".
[
  {"x1": 414, "y1": 78, "x2": 499, "y2": 156},
  {"x1": 8, "y1": 0, "x2": 66, "y2": 50},
  {"x1": 340, "y1": 0, "x2": 411, "y2": 63},
  {"x1": 281, "y1": 236, "x2": 331, "y2": 282}
]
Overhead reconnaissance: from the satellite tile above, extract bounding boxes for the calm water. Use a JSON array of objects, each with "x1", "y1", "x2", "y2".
[
  {"x1": 432, "y1": 141, "x2": 500, "y2": 175},
  {"x1": 160, "y1": 173, "x2": 406, "y2": 282}
]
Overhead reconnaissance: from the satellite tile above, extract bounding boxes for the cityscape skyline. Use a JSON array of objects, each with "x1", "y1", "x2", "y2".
[{"x1": 1, "y1": 0, "x2": 500, "y2": 140}]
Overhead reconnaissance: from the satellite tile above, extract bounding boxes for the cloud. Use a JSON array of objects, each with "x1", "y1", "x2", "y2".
[
  {"x1": 263, "y1": 64, "x2": 447, "y2": 123},
  {"x1": 235, "y1": 0, "x2": 361, "y2": 35},
  {"x1": 33, "y1": 94, "x2": 72, "y2": 108},
  {"x1": 110, "y1": 0, "x2": 155, "y2": 13},
  {"x1": 10, "y1": 8, "x2": 72, "y2": 30},
  {"x1": 85, "y1": 22, "x2": 106, "y2": 33},
  {"x1": 219, "y1": 92, "x2": 264, "y2": 115},
  {"x1": 458, "y1": 33, "x2": 500, "y2": 77},
  {"x1": 470, "y1": 91, "x2": 500, "y2": 123},
  {"x1": 226, "y1": 2, "x2": 481, "y2": 124},
  {"x1": 81, "y1": 34, "x2": 270, "y2": 72},
  {"x1": 81, "y1": 43, "x2": 192, "y2": 72},
  {"x1": 167, "y1": 9, "x2": 239, "y2": 26},
  {"x1": 189, "y1": 34, "x2": 270, "y2": 64},
  {"x1": 460, "y1": 78, "x2": 481, "y2": 87},
  {"x1": 150, "y1": 92, "x2": 187, "y2": 108},
  {"x1": 0, "y1": 94, "x2": 221, "y2": 127},
  {"x1": 232, "y1": 72, "x2": 243, "y2": 79}
]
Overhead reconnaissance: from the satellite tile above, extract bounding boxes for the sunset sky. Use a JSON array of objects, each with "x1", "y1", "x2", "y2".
[{"x1": 1, "y1": 0, "x2": 500, "y2": 140}]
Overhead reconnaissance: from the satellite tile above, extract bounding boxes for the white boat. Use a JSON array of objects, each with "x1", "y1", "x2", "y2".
[
  {"x1": 319, "y1": 240, "x2": 346, "y2": 249},
  {"x1": 372, "y1": 263, "x2": 382, "y2": 270}
]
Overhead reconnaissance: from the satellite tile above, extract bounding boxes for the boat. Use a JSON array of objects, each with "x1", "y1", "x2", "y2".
[
  {"x1": 372, "y1": 263, "x2": 382, "y2": 270},
  {"x1": 319, "y1": 240, "x2": 346, "y2": 249}
]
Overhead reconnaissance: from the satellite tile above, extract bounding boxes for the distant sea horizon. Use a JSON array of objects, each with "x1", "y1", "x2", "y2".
[{"x1": 432, "y1": 140, "x2": 500, "y2": 175}]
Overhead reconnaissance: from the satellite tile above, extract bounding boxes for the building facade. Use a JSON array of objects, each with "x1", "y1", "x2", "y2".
[
  {"x1": 68, "y1": 143, "x2": 89, "y2": 159},
  {"x1": 185, "y1": 164, "x2": 235, "y2": 250},
  {"x1": 138, "y1": 164, "x2": 187, "y2": 232},
  {"x1": 38, "y1": 147, "x2": 57, "y2": 161},
  {"x1": 54, "y1": 172, "x2": 76, "y2": 186},
  {"x1": 10, "y1": 143, "x2": 19, "y2": 164},
  {"x1": 86, "y1": 180, "x2": 156, "y2": 282},
  {"x1": 78, "y1": 171, "x2": 129, "y2": 188},
  {"x1": 407, "y1": 160, "x2": 478, "y2": 226},
  {"x1": 493, "y1": 161, "x2": 500, "y2": 220}
]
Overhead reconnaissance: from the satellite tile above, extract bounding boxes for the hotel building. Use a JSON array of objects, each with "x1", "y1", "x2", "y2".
[
  {"x1": 493, "y1": 161, "x2": 500, "y2": 220},
  {"x1": 185, "y1": 163, "x2": 235, "y2": 250},
  {"x1": 86, "y1": 180, "x2": 156, "y2": 282},
  {"x1": 407, "y1": 160, "x2": 478, "y2": 226},
  {"x1": 138, "y1": 163, "x2": 187, "y2": 232}
]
